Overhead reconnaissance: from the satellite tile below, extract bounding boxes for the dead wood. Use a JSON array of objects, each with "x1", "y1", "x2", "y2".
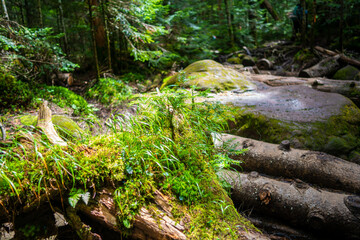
[
  {"x1": 36, "y1": 101, "x2": 67, "y2": 146},
  {"x1": 219, "y1": 170, "x2": 360, "y2": 239},
  {"x1": 299, "y1": 55, "x2": 340, "y2": 78},
  {"x1": 250, "y1": 74, "x2": 360, "y2": 99},
  {"x1": 256, "y1": 59, "x2": 273, "y2": 70},
  {"x1": 314, "y1": 46, "x2": 360, "y2": 68},
  {"x1": 214, "y1": 133, "x2": 360, "y2": 194},
  {"x1": 75, "y1": 189, "x2": 187, "y2": 240}
]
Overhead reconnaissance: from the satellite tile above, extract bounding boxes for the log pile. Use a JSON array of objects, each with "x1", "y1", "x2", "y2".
[
  {"x1": 219, "y1": 170, "x2": 360, "y2": 240},
  {"x1": 213, "y1": 133, "x2": 360, "y2": 239}
]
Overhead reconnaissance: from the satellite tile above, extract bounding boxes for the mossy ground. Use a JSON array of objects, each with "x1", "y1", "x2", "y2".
[{"x1": 0, "y1": 88, "x2": 257, "y2": 239}]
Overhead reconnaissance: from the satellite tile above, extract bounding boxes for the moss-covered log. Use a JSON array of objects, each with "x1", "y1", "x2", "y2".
[
  {"x1": 214, "y1": 133, "x2": 360, "y2": 194},
  {"x1": 299, "y1": 55, "x2": 340, "y2": 78},
  {"x1": 219, "y1": 170, "x2": 360, "y2": 240}
]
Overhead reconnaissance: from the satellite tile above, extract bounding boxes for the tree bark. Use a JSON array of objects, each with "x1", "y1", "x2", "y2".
[
  {"x1": 58, "y1": 0, "x2": 68, "y2": 54},
  {"x1": 339, "y1": 0, "x2": 344, "y2": 52},
  {"x1": 300, "y1": 0, "x2": 306, "y2": 47},
  {"x1": 299, "y1": 55, "x2": 340, "y2": 78},
  {"x1": 224, "y1": 0, "x2": 235, "y2": 47},
  {"x1": 1, "y1": 0, "x2": 9, "y2": 20},
  {"x1": 213, "y1": 133, "x2": 360, "y2": 194},
  {"x1": 259, "y1": 0, "x2": 279, "y2": 21},
  {"x1": 37, "y1": 0, "x2": 43, "y2": 27},
  {"x1": 219, "y1": 170, "x2": 360, "y2": 240},
  {"x1": 37, "y1": 101, "x2": 67, "y2": 147},
  {"x1": 88, "y1": 0, "x2": 100, "y2": 82}
]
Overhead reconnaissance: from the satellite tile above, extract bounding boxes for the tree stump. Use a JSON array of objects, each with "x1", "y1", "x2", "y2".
[{"x1": 37, "y1": 101, "x2": 67, "y2": 146}]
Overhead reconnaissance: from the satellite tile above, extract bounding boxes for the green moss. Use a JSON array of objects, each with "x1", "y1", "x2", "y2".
[
  {"x1": 227, "y1": 57, "x2": 241, "y2": 64},
  {"x1": 52, "y1": 115, "x2": 83, "y2": 139},
  {"x1": 161, "y1": 60, "x2": 256, "y2": 92},
  {"x1": 19, "y1": 115, "x2": 38, "y2": 126},
  {"x1": 224, "y1": 104, "x2": 360, "y2": 159},
  {"x1": 333, "y1": 65, "x2": 360, "y2": 80},
  {"x1": 18, "y1": 115, "x2": 83, "y2": 139}
]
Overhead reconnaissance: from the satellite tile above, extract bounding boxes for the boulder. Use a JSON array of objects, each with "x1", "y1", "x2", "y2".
[
  {"x1": 333, "y1": 65, "x2": 360, "y2": 80},
  {"x1": 227, "y1": 57, "x2": 241, "y2": 64},
  {"x1": 242, "y1": 55, "x2": 256, "y2": 67},
  {"x1": 161, "y1": 60, "x2": 256, "y2": 92},
  {"x1": 19, "y1": 115, "x2": 83, "y2": 139},
  {"x1": 206, "y1": 85, "x2": 360, "y2": 158}
]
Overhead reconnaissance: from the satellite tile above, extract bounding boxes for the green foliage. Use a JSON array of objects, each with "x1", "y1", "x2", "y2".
[
  {"x1": 86, "y1": 78, "x2": 133, "y2": 105},
  {"x1": 0, "y1": 19, "x2": 78, "y2": 84},
  {"x1": 0, "y1": 68, "x2": 33, "y2": 110},
  {"x1": 68, "y1": 188, "x2": 90, "y2": 208},
  {"x1": 35, "y1": 86, "x2": 94, "y2": 116}
]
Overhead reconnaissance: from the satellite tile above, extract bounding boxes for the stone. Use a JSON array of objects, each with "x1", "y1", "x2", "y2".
[
  {"x1": 333, "y1": 65, "x2": 360, "y2": 80},
  {"x1": 203, "y1": 85, "x2": 360, "y2": 158},
  {"x1": 161, "y1": 60, "x2": 256, "y2": 92},
  {"x1": 227, "y1": 57, "x2": 241, "y2": 64},
  {"x1": 242, "y1": 55, "x2": 256, "y2": 67}
]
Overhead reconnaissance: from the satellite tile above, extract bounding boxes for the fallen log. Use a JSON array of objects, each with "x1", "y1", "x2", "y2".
[
  {"x1": 74, "y1": 189, "x2": 268, "y2": 240},
  {"x1": 256, "y1": 59, "x2": 273, "y2": 70},
  {"x1": 219, "y1": 170, "x2": 360, "y2": 240},
  {"x1": 213, "y1": 133, "x2": 360, "y2": 194},
  {"x1": 299, "y1": 55, "x2": 340, "y2": 78},
  {"x1": 75, "y1": 189, "x2": 187, "y2": 240},
  {"x1": 315, "y1": 46, "x2": 360, "y2": 69}
]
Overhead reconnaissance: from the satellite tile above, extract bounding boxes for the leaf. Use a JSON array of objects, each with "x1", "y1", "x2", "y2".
[
  {"x1": 68, "y1": 192, "x2": 81, "y2": 208},
  {"x1": 81, "y1": 192, "x2": 90, "y2": 205},
  {"x1": 123, "y1": 219, "x2": 131, "y2": 229}
]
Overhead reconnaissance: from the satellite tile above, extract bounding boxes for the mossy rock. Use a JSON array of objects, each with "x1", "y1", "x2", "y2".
[
  {"x1": 18, "y1": 115, "x2": 83, "y2": 139},
  {"x1": 333, "y1": 65, "x2": 360, "y2": 80},
  {"x1": 242, "y1": 55, "x2": 256, "y2": 67},
  {"x1": 227, "y1": 57, "x2": 241, "y2": 64},
  {"x1": 206, "y1": 85, "x2": 360, "y2": 159},
  {"x1": 161, "y1": 60, "x2": 256, "y2": 92}
]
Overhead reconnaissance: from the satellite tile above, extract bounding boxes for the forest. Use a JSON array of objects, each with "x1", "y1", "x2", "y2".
[{"x1": 0, "y1": 0, "x2": 360, "y2": 239}]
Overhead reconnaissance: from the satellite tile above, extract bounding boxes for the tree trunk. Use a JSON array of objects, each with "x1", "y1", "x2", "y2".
[
  {"x1": 1, "y1": 0, "x2": 9, "y2": 20},
  {"x1": 259, "y1": 0, "x2": 279, "y2": 21},
  {"x1": 300, "y1": 0, "x2": 306, "y2": 47},
  {"x1": 213, "y1": 133, "x2": 360, "y2": 194},
  {"x1": 219, "y1": 170, "x2": 360, "y2": 240},
  {"x1": 88, "y1": 0, "x2": 100, "y2": 82},
  {"x1": 224, "y1": 0, "x2": 235, "y2": 47},
  {"x1": 248, "y1": 0, "x2": 257, "y2": 46},
  {"x1": 37, "y1": 101, "x2": 67, "y2": 147},
  {"x1": 299, "y1": 55, "x2": 340, "y2": 78},
  {"x1": 24, "y1": 0, "x2": 33, "y2": 27},
  {"x1": 58, "y1": 0, "x2": 68, "y2": 54},
  {"x1": 100, "y1": 0, "x2": 112, "y2": 71},
  {"x1": 37, "y1": 0, "x2": 43, "y2": 27},
  {"x1": 339, "y1": 0, "x2": 344, "y2": 52}
]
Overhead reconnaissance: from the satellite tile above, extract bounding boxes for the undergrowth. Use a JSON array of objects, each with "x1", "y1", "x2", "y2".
[{"x1": 0, "y1": 87, "x2": 253, "y2": 239}]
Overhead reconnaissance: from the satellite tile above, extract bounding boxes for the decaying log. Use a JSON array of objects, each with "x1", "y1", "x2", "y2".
[
  {"x1": 315, "y1": 46, "x2": 360, "y2": 69},
  {"x1": 37, "y1": 101, "x2": 67, "y2": 146},
  {"x1": 213, "y1": 134, "x2": 360, "y2": 194},
  {"x1": 299, "y1": 55, "x2": 340, "y2": 78},
  {"x1": 75, "y1": 189, "x2": 187, "y2": 240},
  {"x1": 250, "y1": 74, "x2": 360, "y2": 100},
  {"x1": 219, "y1": 170, "x2": 360, "y2": 240}
]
